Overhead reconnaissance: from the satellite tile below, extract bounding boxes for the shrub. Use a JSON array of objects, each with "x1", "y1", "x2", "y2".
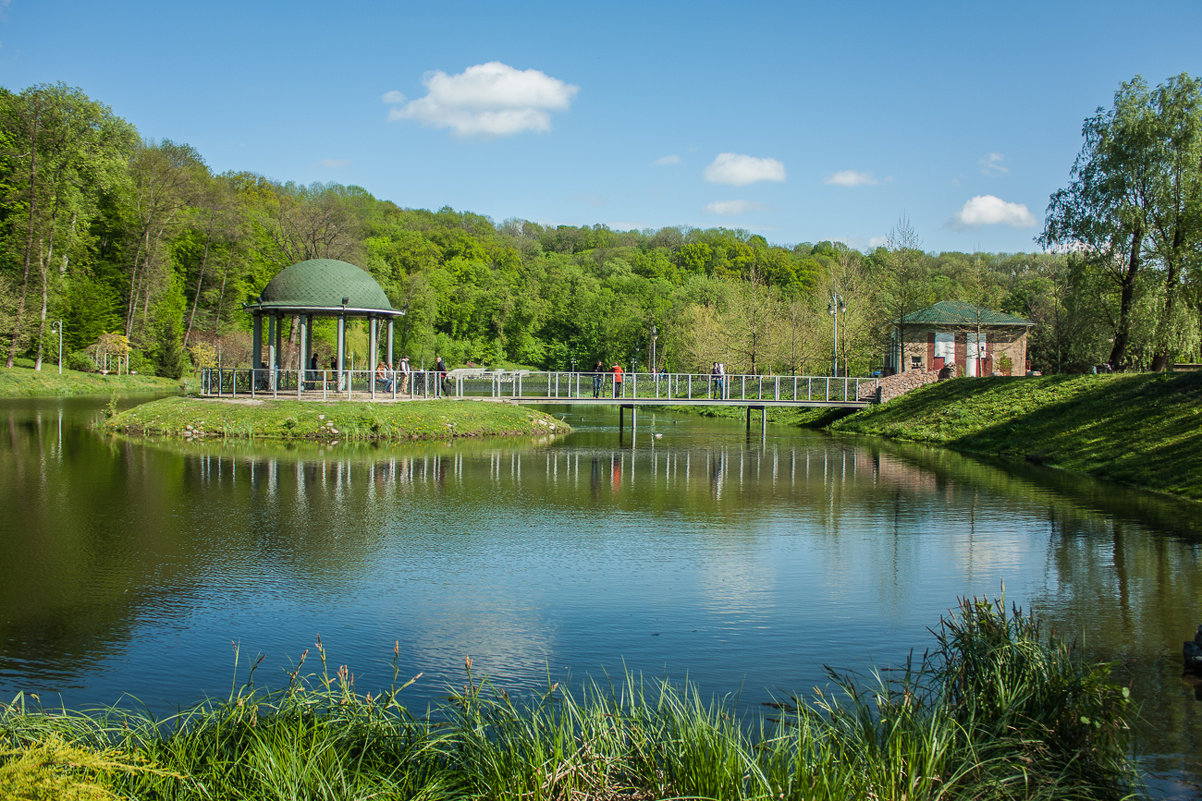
[{"x1": 67, "y1": 352, "x2": 96, "y2": 373}]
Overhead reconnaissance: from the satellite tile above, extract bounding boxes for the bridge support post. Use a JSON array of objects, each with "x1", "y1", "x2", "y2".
[
  {"x1": 746, "y1": 405, "x2": 766, "y2": 441},
  {"x1": 619, "y1": 403, "x2": 636, "y2": 437}
]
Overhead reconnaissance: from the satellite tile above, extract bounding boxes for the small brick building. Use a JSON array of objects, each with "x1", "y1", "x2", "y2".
[{"x1": 886, "y1": 301, "x2": 1033, "y2": 377}]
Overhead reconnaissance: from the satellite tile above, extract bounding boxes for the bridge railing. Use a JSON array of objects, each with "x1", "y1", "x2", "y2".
[
  {"x1": 199, "y1": 368, "x2": 876, "y2": 404},
  {"x1": 458, "y1": 371, "x2": 873, "y2": 403}
]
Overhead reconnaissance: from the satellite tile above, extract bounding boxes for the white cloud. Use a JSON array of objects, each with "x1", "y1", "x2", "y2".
[
  {"x1": 320, "y1": 158, "x2": 350, "y2": 168},
  {"x1": 824, "y1": 170, "x2": 878, "y2": 187},
  {"x1": 950, "y1": 195, "x2": 1036, "y2": 229},
  {"x1": 979, "y1": 152, "x2": 1008, "y2": 175},
  {"x1": 703, "y1": 153, "x2": 786, "y2": 186},
  {"x1": 704, "y1": 199, "x2": 767, "y2": 216},
  {"x1": 868, "y1": 235, "x2": 889, "y2": 248},
  {"x1": 384, "y1": 62, "x2": 578, "y2": 137},
  {"x1": 654, "y1": 154, "x2": 681, "y2": 166}
]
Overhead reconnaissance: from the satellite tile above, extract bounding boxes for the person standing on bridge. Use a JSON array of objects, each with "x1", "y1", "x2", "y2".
[
  {"x1": 399, "y1": 356, "x2": 411, "y2": 396},
  {"x1": 611, "y1": 362, "x2": 624, "y2": 398},
  {"x1": 591, "y1": 360, "x2": 604, "y2": 398},
  {"x1": 434, "y1": 355, "x2": 448, "y2": 397}
]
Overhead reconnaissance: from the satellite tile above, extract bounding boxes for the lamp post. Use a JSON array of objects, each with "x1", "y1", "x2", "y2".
[
  {"x1": 827, "y1": 292, "x2": 846, "y2": 376},
  {"x1": 650, "y1": 324, "x2": 658, "y2": 372},
  {"x1": 570, "y1": 357, "x2": 577, "y2": 373},
  {"x1": 50, "y1": 320, "x2": 63, "y2": 374}
]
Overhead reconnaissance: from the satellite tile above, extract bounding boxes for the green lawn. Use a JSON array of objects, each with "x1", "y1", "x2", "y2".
[
  {"x1": 103, "y1": 396, "x2": 569, "y2": 441},
  {"x1": 832, "y1": 372, "x2": 1202, "y2": 500},
  {"x1": 0, "y1": 364, "x2": 184, "y2": 398}
]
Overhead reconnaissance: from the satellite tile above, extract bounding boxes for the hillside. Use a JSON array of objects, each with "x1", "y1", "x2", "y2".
[{"x1": 831, "y1": 372, "x2": 1202, "y2": 501}]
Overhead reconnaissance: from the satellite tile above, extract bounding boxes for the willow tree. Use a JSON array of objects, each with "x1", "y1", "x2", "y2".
[
  {"x1": 1041, "y1": 74, "x2": 1202, "y2": 370},
  {"x1": 1144, "y1": 75, "x2": 1202, "y2": 370}
]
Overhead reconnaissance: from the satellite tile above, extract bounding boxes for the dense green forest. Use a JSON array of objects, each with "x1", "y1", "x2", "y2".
[{"x1": 3, "y1": 76, "x2": 1201, "y2": 379}]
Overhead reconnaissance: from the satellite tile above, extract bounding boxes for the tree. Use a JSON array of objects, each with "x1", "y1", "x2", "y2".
[
  {"x1": 0, "y1": 84, "x2": 135, "y2": 368},
  {"x1": 1143, "y1": 75, "x2": 1202, "y2": 370},
  {"x1": 122, "y1": 139, "x2": 206, "y2": 341},
  {"x1": 878, "y1": 216, "x2": 923, "y2": 373},
  {"x1": 1041, "y1": 74, "x2": 1202, "y2": 370}
]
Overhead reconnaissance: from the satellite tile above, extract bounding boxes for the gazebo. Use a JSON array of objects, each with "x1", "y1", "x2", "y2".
[{"x1": 243, "y1": 258, "x2": 406, "y2": 386}]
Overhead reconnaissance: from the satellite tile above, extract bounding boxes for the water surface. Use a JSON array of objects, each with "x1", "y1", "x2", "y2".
[{"x1": 1, "y1": 397, "x2": 1199, "y2": 797}]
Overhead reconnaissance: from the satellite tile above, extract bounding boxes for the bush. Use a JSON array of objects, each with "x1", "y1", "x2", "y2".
[
  {"x1": 126, "y1": 351, "x2": 154, "y2": 376},
  {"x1": 67, "y1": 352, "x2": 96, "y2": 373}
]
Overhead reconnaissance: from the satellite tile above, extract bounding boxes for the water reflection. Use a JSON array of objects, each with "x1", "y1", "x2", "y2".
[{"x1": 1, "y1": 398, "x2": 1200, "y2": 797}]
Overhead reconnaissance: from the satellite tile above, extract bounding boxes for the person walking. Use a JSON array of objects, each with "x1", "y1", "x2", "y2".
[{"x1": 591, "y1": 360, "x2": 604, "y2": 398}]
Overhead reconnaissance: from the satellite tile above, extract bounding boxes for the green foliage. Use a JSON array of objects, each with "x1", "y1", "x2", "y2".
[
  {"x1": 0, "y1": 733, "x2": 144, "y2": 800},
  {"x1": 5, "y1": 77, "x2": 1202, "y2": 379},
  {"x1": 66, "y1": 352, "x2": 95, "y2": 373}
]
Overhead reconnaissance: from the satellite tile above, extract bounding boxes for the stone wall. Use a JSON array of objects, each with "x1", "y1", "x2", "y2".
[{"x1": 858, "y1": 369, "x2": 943, "y2": 403}]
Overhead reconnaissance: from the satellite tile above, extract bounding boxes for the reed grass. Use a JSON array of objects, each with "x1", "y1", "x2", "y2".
[{"x1": 0, "y1": 598, "x2": 1140, "y2": 800}]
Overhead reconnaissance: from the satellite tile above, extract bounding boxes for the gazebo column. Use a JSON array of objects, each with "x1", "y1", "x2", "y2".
[
  {"x1": 298, "y1": 314, "x2": 308, "y2": 397},
  {"x1": 369, "y1": 317, "x2": 379, "y2": 375},
  {"x1": 337, "y1": 314, "x2": 346, "y2": 389},
  {"x1": 251, "y1": 313, "x2": 262, "y2": 370},
  {"x1": 268, "y1": 315, "x2": 278, "y2": 389},
  {"x1": 387, "y1": 320, "x2": 394, "y2": 366}
]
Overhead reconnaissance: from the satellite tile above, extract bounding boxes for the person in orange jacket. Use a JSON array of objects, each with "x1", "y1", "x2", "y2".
[{"x1": 611, "y1": 362, "x2": 624, "y2": 398}]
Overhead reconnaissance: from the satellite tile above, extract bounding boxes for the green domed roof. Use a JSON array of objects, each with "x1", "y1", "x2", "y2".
[{"x1": 259, "y1": 259, "x2": 394, "y2": 312}]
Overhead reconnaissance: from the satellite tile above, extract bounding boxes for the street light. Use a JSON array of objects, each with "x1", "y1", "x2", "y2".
[
  {"x1": 50, "y1": 319, "x2": 63, "y2": 374},
  {"x1": 827, "y1": 292, "x2": 846, "y2": 376},
  {"x1": 570, "y1": 357, "x2": 577, "y2": 373},
  {"x1": 650, "y1": 324, "x2": 658, "y2": 372}
]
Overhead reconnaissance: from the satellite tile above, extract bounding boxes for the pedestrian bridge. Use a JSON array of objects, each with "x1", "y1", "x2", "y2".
[{"x1": 199, "y1": 368, "x2": 878, "y2": 409}]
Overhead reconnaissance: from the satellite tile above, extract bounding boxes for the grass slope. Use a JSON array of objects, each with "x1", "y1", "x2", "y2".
[
  {"x1": 103, "y1": 396, "x2": 569, "y2": 441},
  {"x1": 0, "y1": 365, "x2": 183, "y2": 398},
  {"x1": 832, "y1": 373, "x2": 1202, "y2": 500}
]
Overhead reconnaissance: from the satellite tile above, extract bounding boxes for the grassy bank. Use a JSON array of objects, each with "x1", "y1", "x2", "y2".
[
  {"x1": 103, "y1": 396, "x2": 568, "y2": 441},
  {"x1": 0, "y1": 598, "x2": 1138, "y2": 801},
  {"x1": 831, "y1": 372, "x2": 1202, "y2": 500},
  {"x1": 0, "y1": 364, "x2": 184, "y2": 398}
]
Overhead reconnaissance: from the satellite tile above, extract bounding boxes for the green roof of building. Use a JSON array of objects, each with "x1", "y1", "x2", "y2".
[
  {"x1": 899, "y1": 300, "x2": 1033, "y2": 327},
  {"x1": 257, "y1": 259, "x2": 395, "y2": 312}
]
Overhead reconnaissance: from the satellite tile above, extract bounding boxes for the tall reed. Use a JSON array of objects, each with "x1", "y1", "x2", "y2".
[{"x1": 0, "y1": 597, "x2": 1140, "y2": 800}]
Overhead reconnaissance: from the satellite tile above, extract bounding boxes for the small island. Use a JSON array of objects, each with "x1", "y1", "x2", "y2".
[{"x1": 103, "y1": 396, "x2": 569, "y2": 441}]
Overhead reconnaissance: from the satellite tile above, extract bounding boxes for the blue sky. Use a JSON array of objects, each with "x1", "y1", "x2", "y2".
[{"x1": 3, "y1": 0, "x2": 1201, "y2": 254}]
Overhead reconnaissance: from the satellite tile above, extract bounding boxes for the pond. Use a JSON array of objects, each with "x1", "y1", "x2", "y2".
[{"x1": 1, "y1": 396, "x2": 1200, "y2": 797}]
